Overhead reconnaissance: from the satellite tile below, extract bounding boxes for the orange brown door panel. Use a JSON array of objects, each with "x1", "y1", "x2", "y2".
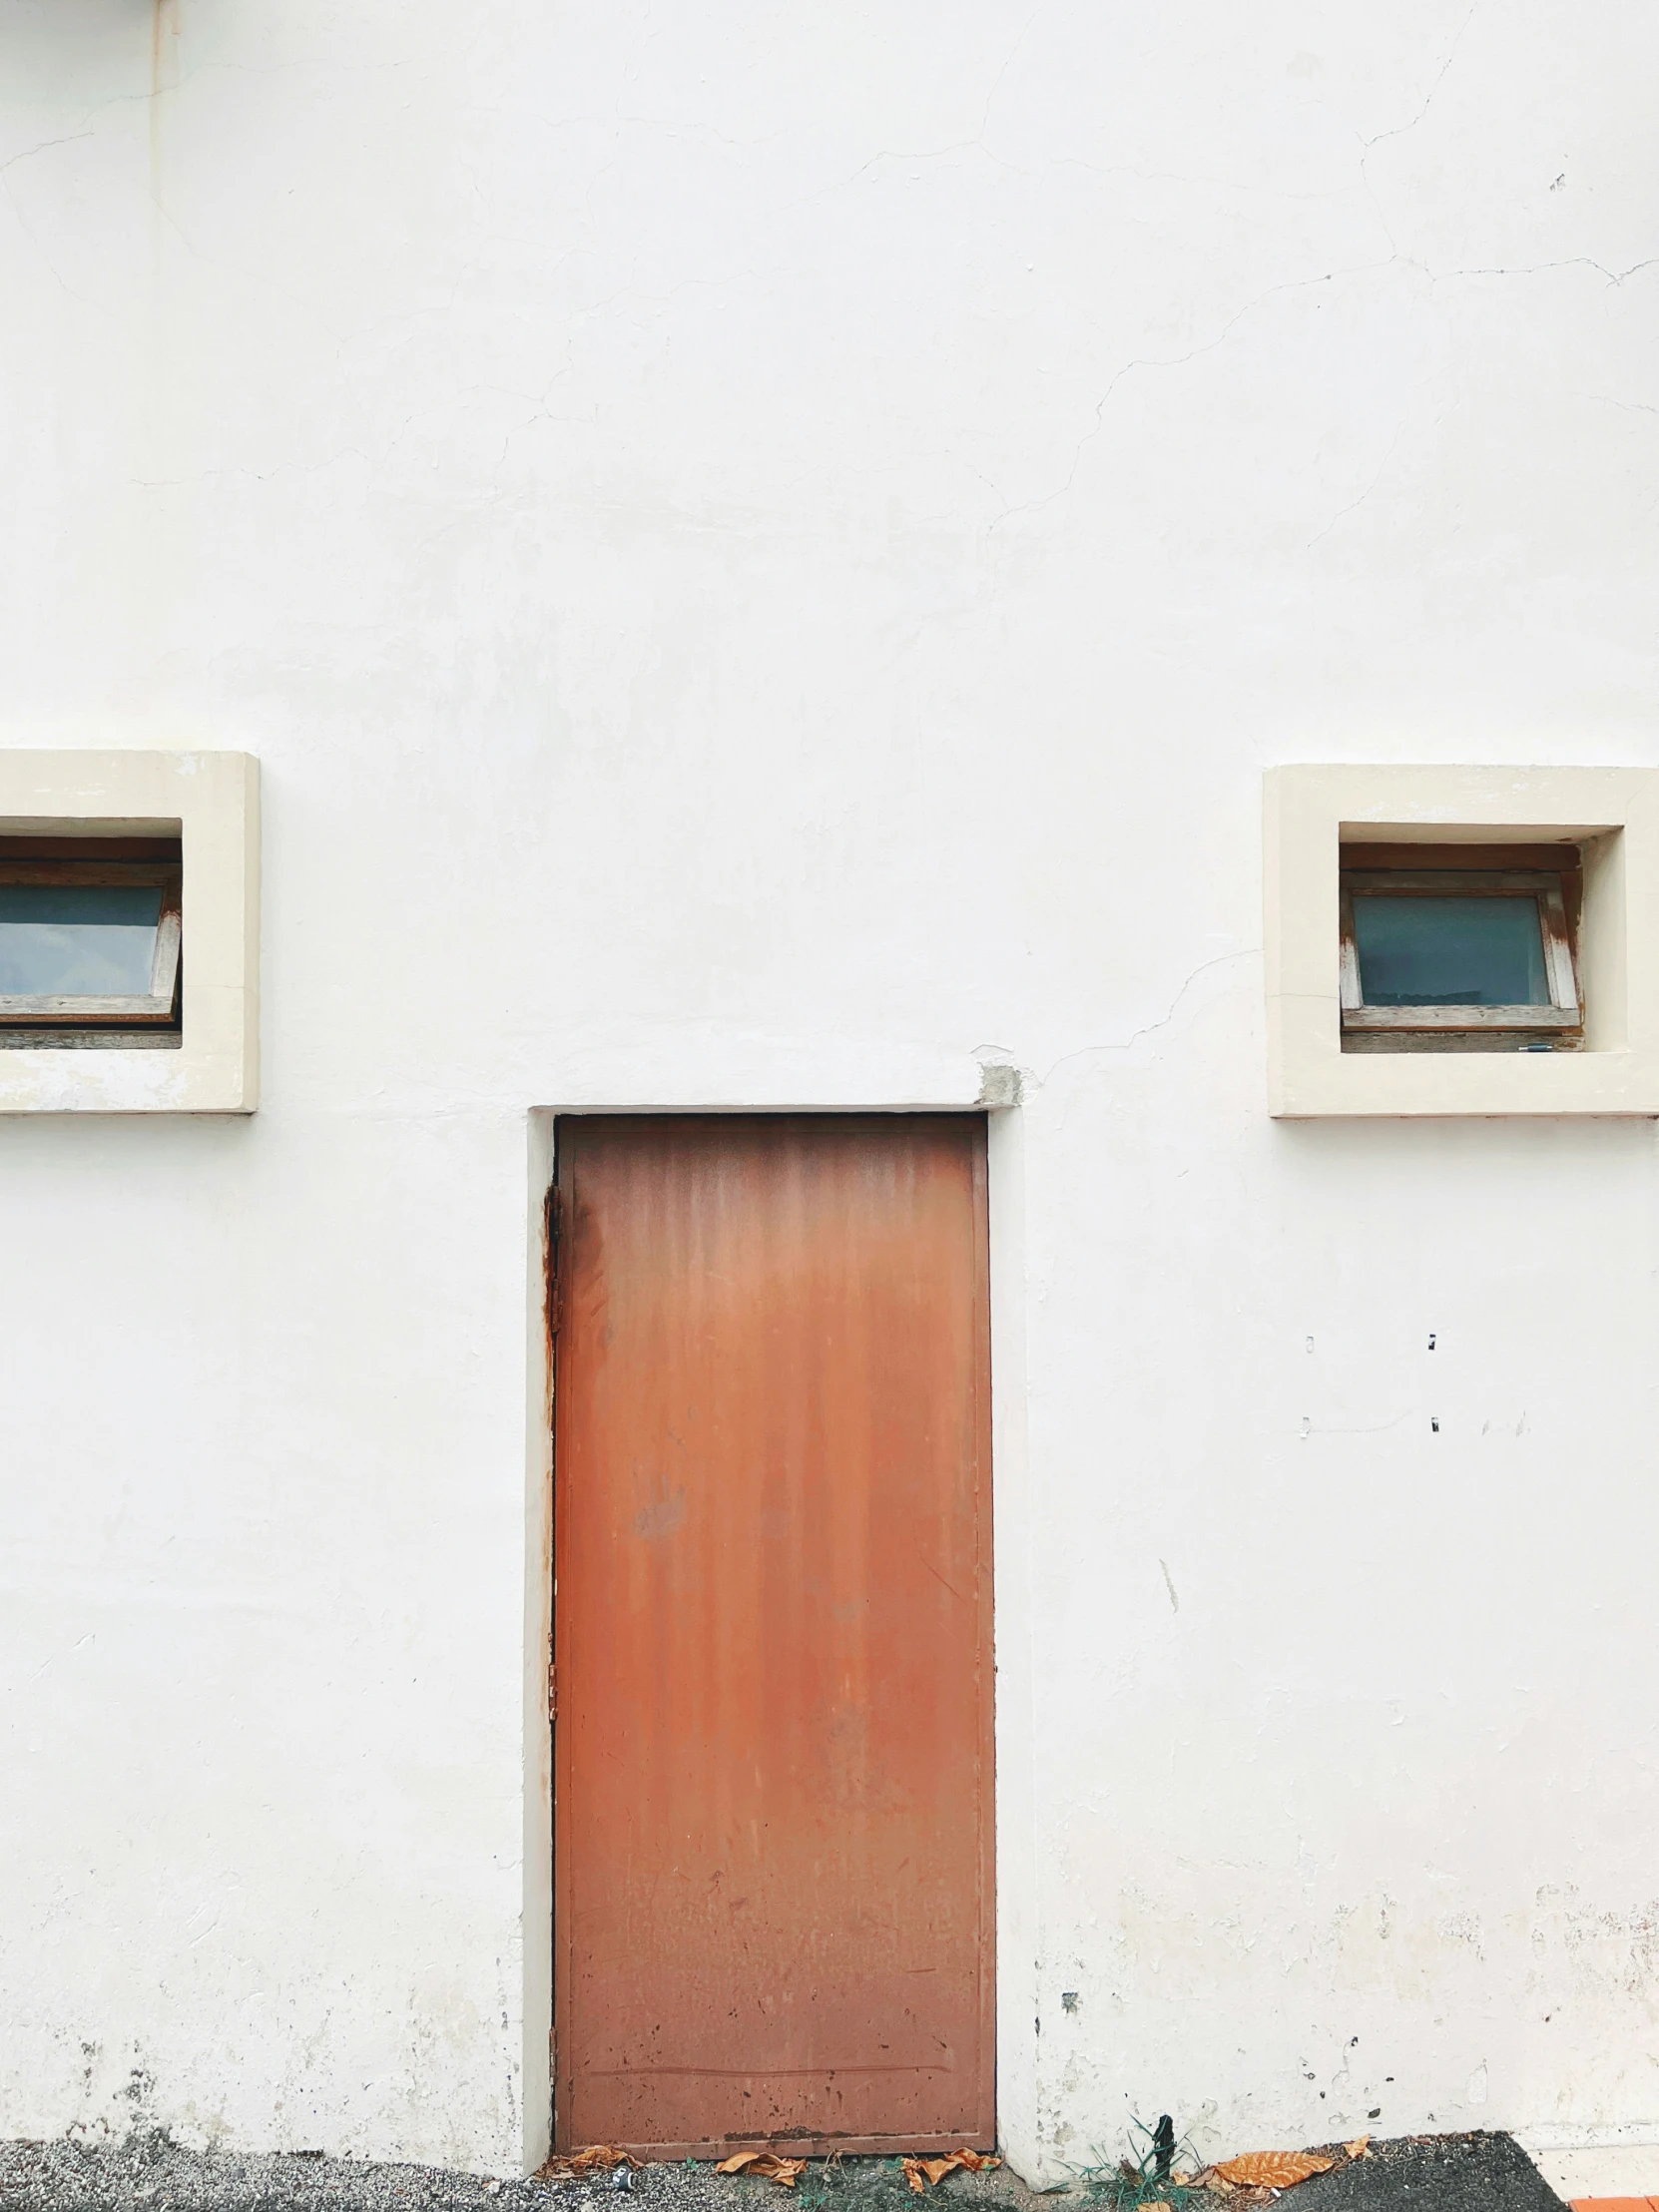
[{"x1": 552, "y1": 1115, "x2": 994, "y2": 2155}]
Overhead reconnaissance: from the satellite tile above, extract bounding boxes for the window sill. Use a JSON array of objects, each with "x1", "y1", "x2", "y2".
[{"x1": 0, "y1": 1027, "x2": 183, "y2": 1050}]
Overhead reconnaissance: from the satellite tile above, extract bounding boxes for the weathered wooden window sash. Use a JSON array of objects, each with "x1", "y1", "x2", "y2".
[
  {"x1": 0, "y1": 857, "x2": 183, "y2": 1030},
  {"x1": 1339, "y1": 868, "x2": 1580, "y2": 1035}
]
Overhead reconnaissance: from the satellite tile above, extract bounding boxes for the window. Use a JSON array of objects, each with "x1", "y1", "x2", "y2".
[
  {"x1": 0, "y1": 749, "x2": 258, "y2": 1115},
  {"x1": 1263, "y1": 765, "x2": 1659, "y2": 1118},
  {"x1": 1339, "y1": 855, "x2": 1580, "y2": 1043},
  {"x1": 0, "y1": 839, "x2": 182, "y2": 1040}
]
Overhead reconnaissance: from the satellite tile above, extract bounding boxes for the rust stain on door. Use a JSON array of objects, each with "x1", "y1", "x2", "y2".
[{"x1": 552, "y1": 1115, "x2": 994, "y2": 2157}]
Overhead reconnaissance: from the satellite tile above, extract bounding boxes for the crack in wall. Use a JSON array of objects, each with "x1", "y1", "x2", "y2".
[
  {"x1": 1036, "y1": 949, "x2": 1260, "y2": 1088},
  {"x1": 1363, "y1": 3, "x2": 1481, "y2": 150}
]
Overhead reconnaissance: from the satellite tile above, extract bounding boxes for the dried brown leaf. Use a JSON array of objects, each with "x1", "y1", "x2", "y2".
[
  {"x1": 1213, "y1": 2150, "x2": 1335, "y2": 2189},
  {"x1": 1343, "y1": 2137, "x2": 1372, "y2": 2160},
  {"x1": 897, "y1": 2150, "x2": 1004, "y2": 2192},
  {"x1": 717, "y1": 2154, "x2": 807, "y2": 2188},
  {"x1": 540, "y1": 2148, "x2": 647, "y2": 2180}
]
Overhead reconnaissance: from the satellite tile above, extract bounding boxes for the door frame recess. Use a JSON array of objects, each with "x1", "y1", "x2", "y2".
[{"x1": 519, "y1": 1097, "x2": 1032, "y2": 2178}]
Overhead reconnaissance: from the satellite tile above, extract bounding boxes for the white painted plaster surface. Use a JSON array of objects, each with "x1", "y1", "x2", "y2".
[{"x1": 3, "y1": 0, "x2": 1659, "y2": 2186}]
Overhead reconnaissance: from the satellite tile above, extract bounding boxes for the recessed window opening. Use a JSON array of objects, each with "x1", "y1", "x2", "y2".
[
  {"x1": 0, "y1": 835, "x2": 183, "y2": 1048},
  {"x1": 1340, "y1": 843, "x2": 1581, "y2": 1053}
]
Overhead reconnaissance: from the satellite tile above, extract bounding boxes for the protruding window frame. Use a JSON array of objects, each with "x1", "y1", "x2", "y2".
[
  {"x1": 0, "y1": 751, "x2": 258, "y2": 1115},
  {"x1": 1262, "y1": 765, "x2": 1659, "y2": 1119}
]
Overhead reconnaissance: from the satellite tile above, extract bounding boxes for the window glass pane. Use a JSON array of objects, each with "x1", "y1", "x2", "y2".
[
  {"x1": 1353, "y1": 893, "x2": 1550, "y2": 1006},
  {"x1": 0, "y1": 885, "x2": 162, "y2": 996}
]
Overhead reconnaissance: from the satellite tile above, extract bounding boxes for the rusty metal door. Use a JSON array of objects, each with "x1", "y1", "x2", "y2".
[{"x1": 552, "y1": 1115, "x2": 993, "y2": 2157}]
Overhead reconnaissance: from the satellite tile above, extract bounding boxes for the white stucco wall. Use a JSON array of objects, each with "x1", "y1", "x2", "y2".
[{"x1": 4, "y1": 0, "x2": 1659, "y2": 2184}]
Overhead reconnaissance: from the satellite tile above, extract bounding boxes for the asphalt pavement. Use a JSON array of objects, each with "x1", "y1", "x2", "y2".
[{"x1": 0, "y1": 2132, "x2": 1567, "y2": 2212}]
